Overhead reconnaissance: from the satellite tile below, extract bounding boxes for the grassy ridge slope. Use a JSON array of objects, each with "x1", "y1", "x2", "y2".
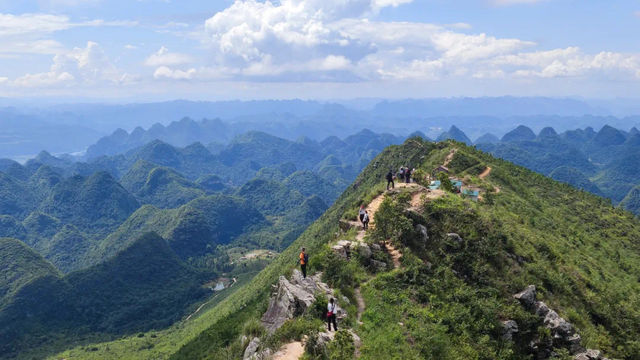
[{"x1": 52, "y1": 139, "x2": 640, "y2": 359}]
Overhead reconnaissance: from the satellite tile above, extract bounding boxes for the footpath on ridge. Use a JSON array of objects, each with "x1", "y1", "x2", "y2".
[{"x1": 246, "y1": 146, "x2": 503, "y2": 360}]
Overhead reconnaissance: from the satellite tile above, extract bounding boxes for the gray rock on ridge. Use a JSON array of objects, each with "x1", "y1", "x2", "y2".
[
  {"x1": 416, "y1": 224, "x2": 429, "y2": 243},
  {"x1": 514, "y1": 285, "x2": 537, "y2": 308},
  {"x1": 502, "y1": 320, "x2": 519, "y2": 341},
  {"x1": 260, "y1": 270, "x2": 339, "y2": 334},
  {"x1": 513, "y1": 286, "x2": 610, "y2": 359}
]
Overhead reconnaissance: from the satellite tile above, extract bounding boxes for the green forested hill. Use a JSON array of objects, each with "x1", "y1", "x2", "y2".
[
  {"x1": 0, "y1": 238, "x2": 59, "y2": 308},
  {"x1": 620, "y1": 186, "x2": 640, "y2": 215},
  {"x1": 477, "y1": 124, "x2": 640, "y2": 214},
  {"x1": 53, "y1": 138, "x2": 640, "y2": 359},
  {"x1": 0, "y1": 233, "x2": 210, "y2": 359}
]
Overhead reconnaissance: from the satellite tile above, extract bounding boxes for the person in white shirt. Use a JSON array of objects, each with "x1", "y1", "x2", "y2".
[{"x1": 327, "y1": 298, "x2": 338, "y2": 331}]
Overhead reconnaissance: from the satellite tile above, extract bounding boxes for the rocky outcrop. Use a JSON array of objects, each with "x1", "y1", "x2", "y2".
[
  {"x1": 446, "y1": 233, "x2": 463, "y2": 244},
  {"x1": 307, "y1": 329, "x2": 361, "y2": 358},
  {"x1": 330, "y1": 240, "x2": 382, "y2": 265},
  {"x1": 514, "y1": 285, "x2": 537, "y2": 308},
  {"x1": 513, "y1": 286, "x2": 610, "y2": 360},
  {"x1": 501, "y1": 320, "x2": 519, "y2": 341},
  {"x1": 260, "y1": 270, "x2": 341, "y2": 334},
  {"x1": 416, "y1": 224, "x2": 429, "y2": 243},
  {"x1": 574, "y1": 349, "x2": 609, "y2": 360},
  {"x1": 243, "y1": 337, "x2": 262, "y2": 360}
]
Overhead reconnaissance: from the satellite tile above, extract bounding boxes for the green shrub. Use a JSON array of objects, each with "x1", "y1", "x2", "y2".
[
  {"x1": 327, "y1": 329, "x2": 355, "y2": 360},
  {"x1": 266, "y1": 318, "x2": 323, "y2": 349},
  {"x1": 242, "y1": 318, "x2": 266, "y2": 338}
]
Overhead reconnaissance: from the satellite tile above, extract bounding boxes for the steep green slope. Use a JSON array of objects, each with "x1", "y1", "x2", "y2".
[
  {"x1": 0, "y1": 238, "x2": 59, "y2": 309},
  {"x1": 620, "y1": 185, "x2": 640, "y2": 215},
  {"x1": 51, "y1": 139, "x2": 640, "y2": 359},
  {"x1": 121, "y1": 160, "x2": 206, "y2": 208},
  {"x1": 235, "y1": 178, "x2": 305, "y2": 216},
  {"x1": 49, "y1": 138, "x2": 435, "y2": 359},
  {"x1": 39, "y1": 172, "x2": 140, "y2": 235},
  {"x1": 549, "y1": 166, "x2": 603, "y2": 196},
  {"x1": 0, "y1": 173, "x2": 35, "y2": 219},
  {"x1": 87, "y1": 194, "x2": 265, "y2": 265},
  {"x1": 501, "y1": 125, "x2": 536, "y2": 142},
  {"x1": 283, "y1": 170, "x2": 341, "y2": 205},
  {"x1": 592, "y1": 151, "x2": 640, "y2": 202},
  {"x1": 1, "y1": 233, "x2": 210, "y2": 360}
]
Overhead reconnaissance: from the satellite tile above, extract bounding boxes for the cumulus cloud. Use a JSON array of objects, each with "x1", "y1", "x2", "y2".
[
  {"x1": 12, "y1": 41, "x2": 130, "y2": 87},
  {"x1": 186, "y1": 0, "x2": 640, "y2": 83},
  {"x1": 144, "y1": 46, "x2": 193, "y2": 66},
  {"x1": 153, "y1": 66, "x2": 197, "y2": 80}
]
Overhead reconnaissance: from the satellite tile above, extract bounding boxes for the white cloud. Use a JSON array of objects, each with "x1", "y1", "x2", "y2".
[
  {"x1": 124, "y1": 44, "x2": 138, "y2": 50},
  {"x1": 493, "y1": 48, "x2": 640, "y2": 79},
  {"x1": 0, "y1": 13, "x2": 135, "y2": 37},
  {"x1": 190, "y1": 0, "x2": 640, "y2": 84},
  {"x1": 12, "y1": 41, "x2": 127, "y2": 87},
  {"x1": 153, "y1": 66, "x2": 197, "y2": 80},
  {"x1": 144, "y1": 46, "x2": 193, "y2": 66},
  {"x1": 0, "y1": 13, "x2": 136, "y2": 56}
]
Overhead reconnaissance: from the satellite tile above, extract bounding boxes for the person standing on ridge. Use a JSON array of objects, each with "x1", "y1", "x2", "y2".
[
  {"x1": 359, "y1": 205, "x2": 366, "y2": 228},
  {"x1": 386, "y1": 169, "x2": 395, "y2": 190},
  {"x1": 405, "y1": 166, "x2": 412, "y2": 183},
  {"x1": 299, "y1": 247, "x2": 308, "y2": 279},
  {"x1": 398, "y1": 166, "x2": 405, "y2": 181},
  {"x1": 362, "y1": 210, "x2": 370, "y2": 230},
  {"x1": 327, "y1": 298, "x2": 338, "y2": 331}
]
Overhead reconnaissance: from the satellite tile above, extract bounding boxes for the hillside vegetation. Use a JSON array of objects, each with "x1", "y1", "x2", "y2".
[{"x1": 51, "y1": 139, "x2": 640, "y2": 359}]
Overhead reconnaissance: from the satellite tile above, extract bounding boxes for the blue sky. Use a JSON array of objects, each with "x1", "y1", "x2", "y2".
[{"x1": 0, "y1": 0, "x2": 638, "y2": 100}]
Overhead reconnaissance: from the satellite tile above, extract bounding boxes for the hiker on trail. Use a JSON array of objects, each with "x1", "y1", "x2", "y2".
[
  {"x1": 299, "y1": 248, "x2": 308, "y2": 279},
  {"x1": 327, "y1": 298, "x2": 338, "y2": 331},
  {"x1": 362, "y1": 211, "x2": 370, "y2": 230},
  {"x1": 405, "y1": 166, "x2": 412, "y2": 183},
  {"x1": 398, "y1": 167, "x2": 405, "y2": 181},
  {"x1": 386, "y1": 169, "x2": 395, "y2": 190},
  {"x1": 359, "y1": 205, "x2": 366, "y2": 225}
]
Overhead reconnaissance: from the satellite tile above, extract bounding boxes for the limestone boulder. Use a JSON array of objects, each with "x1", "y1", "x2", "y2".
[
  {"x1": 243, "y1": 337, "x2": 261, "y2": 360},
  {"x1": 261, "y1": 270, "x2": 335, "y2": 334},
  {"x1": 501, "y1": 320, "x2": 519, "y2": 341},
  {"x1": 415, "y1": 224, "x2": 429, "y2": 243},
  {"x1": 514, "y1": 285, "x2": 537, "y2": 308},
  {"x1": 261, "y1": 274, "x2": 316, "y2": 333}
]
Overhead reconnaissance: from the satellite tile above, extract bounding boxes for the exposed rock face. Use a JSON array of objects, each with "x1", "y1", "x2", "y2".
[
  {"x1": 356, "y1": 242, "x2": 372, "y2": 258},
  {"x1": 243, "y1": 337, "x2": 261, "y2": 360},
  {"x1": 331, "y1": 240, "x2": 380, "y2": 262},
  {"x1": 514, "y1": 285, "x2": 537, "y2": 308},
  {"x1": 261, "y1": 270, "x2": 337, "y2": 334},
  {"x1": 416, "y1": 224, "x2": 429, "y2": 243},
  {"x1": 513, "y1": 286, "x2": 609, "y2": 360},
  {"x1": 332, "y1": 245, "x2": 348, "y2": 259},
  {"x1": 446, "y1": 233, "x2": 463, "y2": 244},
  {"x1": 502, "y1": 320, "x2": 519, "y2": 341},
  {"x1": 574, "y1": 349, "x2": 609, "y2": 360},
  {"x1": 533, "y1": 301, "x2": 583, "y2": 353}
]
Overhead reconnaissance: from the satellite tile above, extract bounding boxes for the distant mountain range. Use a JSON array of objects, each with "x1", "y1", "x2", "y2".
[{"x1": 3, "y1": 97, "x2": 640, "y2": 160}]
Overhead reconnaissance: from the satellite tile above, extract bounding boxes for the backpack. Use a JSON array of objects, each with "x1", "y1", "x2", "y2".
[{"x1": 304, "y1": 253, "x2": 309, "y2": 264}]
